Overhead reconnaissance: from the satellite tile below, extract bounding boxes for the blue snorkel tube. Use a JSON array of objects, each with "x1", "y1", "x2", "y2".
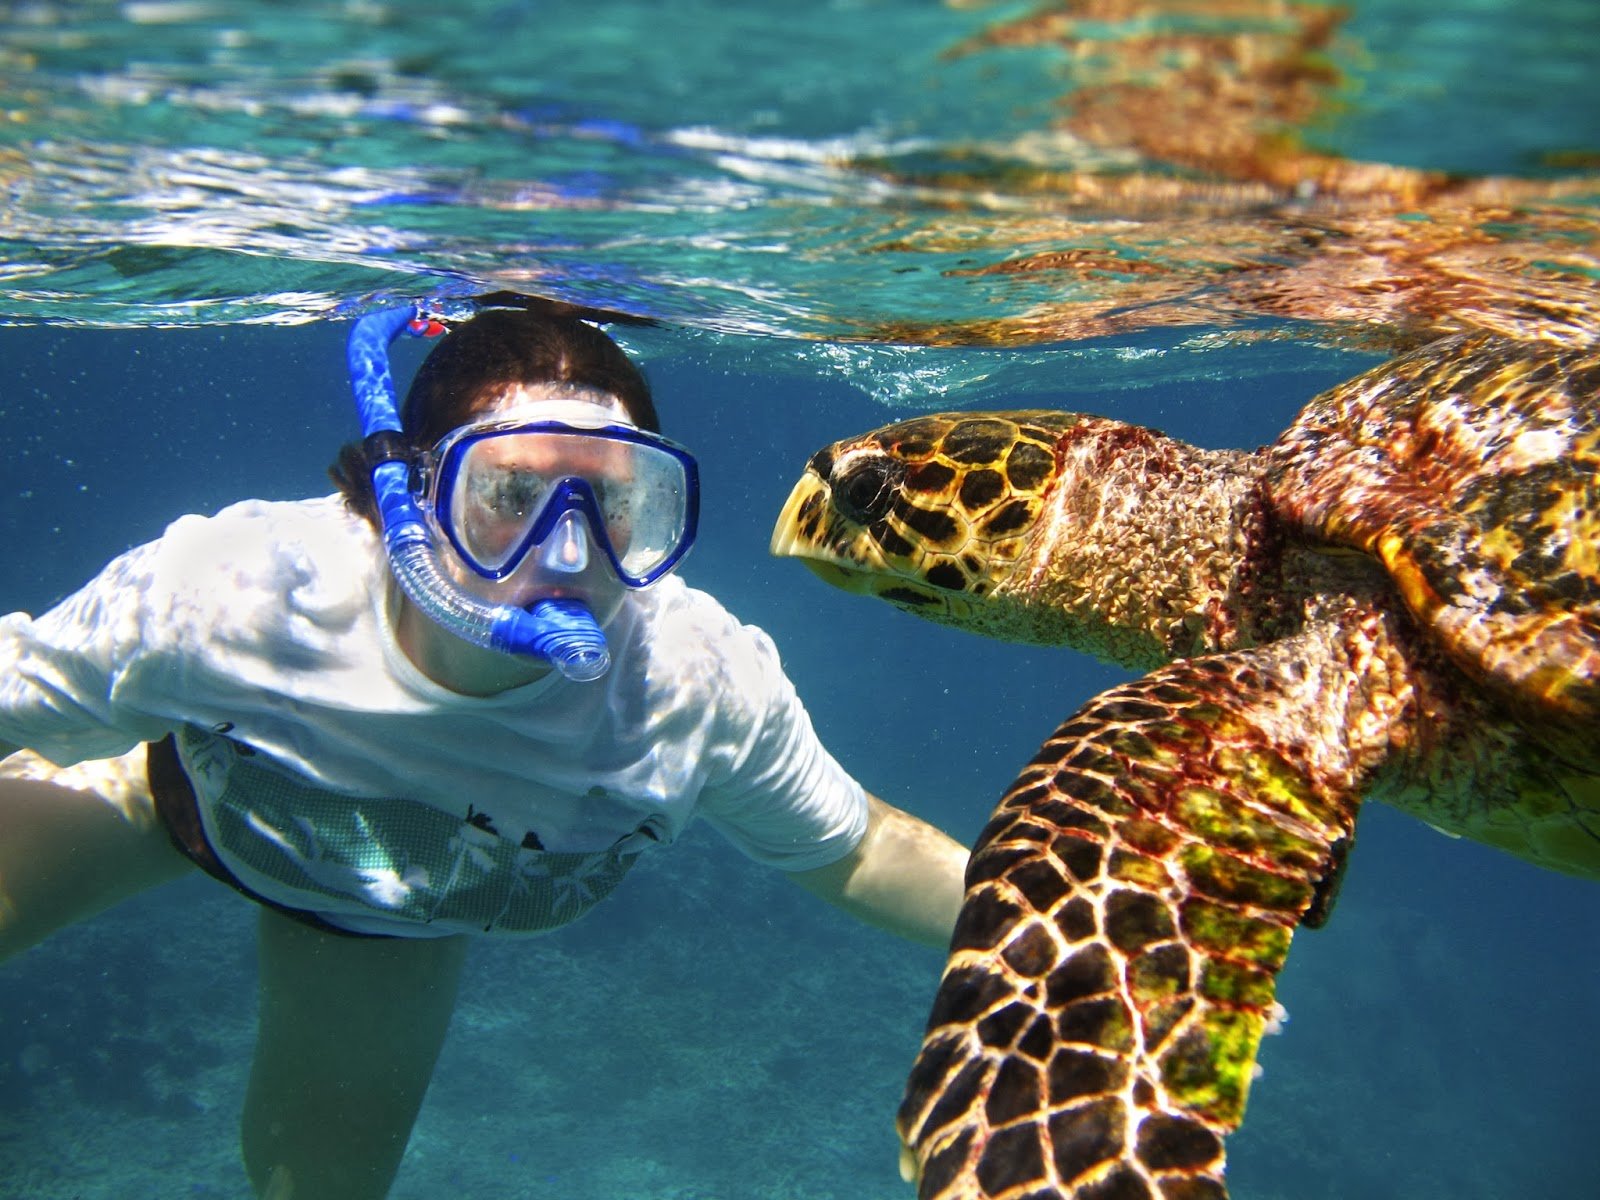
[{"x1": 346, "y1": 305, "x2": 611, "y2": 682}]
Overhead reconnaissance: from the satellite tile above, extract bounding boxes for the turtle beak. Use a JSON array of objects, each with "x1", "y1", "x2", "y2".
[
  {"x1": 771, "y1": 470, "x2": 862, "y2": 568},
  {"x1": 796, "y1": 557, "x2": 880, "y2": 593},
  {"x1": 771, "y1": 471, "x2": 907, "y2": 595},
  {"x1": 768, "y1": 473, "x2": 820, "y2": 561}
]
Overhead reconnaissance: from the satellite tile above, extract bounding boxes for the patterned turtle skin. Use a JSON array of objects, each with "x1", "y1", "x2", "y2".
[{"x1": 769, "y1": 333, "x2": 1600, "y2": 1200}]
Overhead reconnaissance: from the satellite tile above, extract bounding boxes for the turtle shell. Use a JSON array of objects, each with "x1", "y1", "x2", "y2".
[{"x1": 1266, "y1": 333, "x2": 1600, "y2": 743}]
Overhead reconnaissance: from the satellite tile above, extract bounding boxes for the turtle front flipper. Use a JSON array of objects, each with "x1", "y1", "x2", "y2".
[{"x1": 898, "y1": 639, "x2": 1372, "y2": 1200}]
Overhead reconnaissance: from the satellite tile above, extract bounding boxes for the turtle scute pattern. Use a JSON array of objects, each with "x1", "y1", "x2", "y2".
[{"x1": 1267, "y1": 333, "x2": 1600, "y2": 751}]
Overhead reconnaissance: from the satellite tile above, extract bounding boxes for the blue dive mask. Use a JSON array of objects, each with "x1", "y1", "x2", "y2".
[{"x1": 420, "y1": 412, "x2": 699, "y2": 587}]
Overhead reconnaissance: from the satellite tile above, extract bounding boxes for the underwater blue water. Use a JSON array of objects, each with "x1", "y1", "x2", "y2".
[
  {"x1": 2, "y1": 322, "x2": 1597, "y2": 1200},
  {"x1": 1, "y1": 1, "x2": 1599, "y2": 1198}
]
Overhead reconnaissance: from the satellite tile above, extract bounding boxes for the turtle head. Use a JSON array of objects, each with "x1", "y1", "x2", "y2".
[
  {"x1": 772, "y1": 409, "x2": 1260, "y2": 664},
  {"x1": 770, "y1": 411, "x2": 1080, "y2": 640}
]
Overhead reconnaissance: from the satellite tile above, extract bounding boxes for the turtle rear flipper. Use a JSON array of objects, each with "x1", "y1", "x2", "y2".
[{"x1": 897, "y1": 628, "x2": 1378, "y2": 1200}]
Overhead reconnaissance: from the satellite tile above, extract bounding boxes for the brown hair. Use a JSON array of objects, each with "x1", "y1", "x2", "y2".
[{"x1": 330, "y1": 302, "x2": 659, "y2": 527}]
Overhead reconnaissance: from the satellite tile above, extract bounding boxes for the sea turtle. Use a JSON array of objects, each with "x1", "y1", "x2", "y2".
[{"x1": 769, "y1": 332, "x2": 1600, "y2": 1200}]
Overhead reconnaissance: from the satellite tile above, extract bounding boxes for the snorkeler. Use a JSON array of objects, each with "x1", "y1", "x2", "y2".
[{"x1": 0, "y1": 298, "x2": 968, "y2": 1199}]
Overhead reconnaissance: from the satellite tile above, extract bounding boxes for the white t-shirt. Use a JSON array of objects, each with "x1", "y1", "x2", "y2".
[{"x1": 0, "y1": 496, "x2": 868, "y2": 935}]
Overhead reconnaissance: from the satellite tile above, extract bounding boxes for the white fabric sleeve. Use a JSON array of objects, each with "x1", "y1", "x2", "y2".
[
  {"x1": 0, "y1": 540, "x2": 171, "y2": 765},
  {"x1": 695, "y1": 621, "x2": 869, "y2": 872}
]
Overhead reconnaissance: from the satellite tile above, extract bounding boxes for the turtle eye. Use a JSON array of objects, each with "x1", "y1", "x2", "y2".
[{"x1": 833, "y1": 456, "x2": 903, "y2": 524}]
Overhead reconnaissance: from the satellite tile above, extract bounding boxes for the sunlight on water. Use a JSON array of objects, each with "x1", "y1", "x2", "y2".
[{"x1": 1, "y1": 0, "x2": 1595, "y2": 351}]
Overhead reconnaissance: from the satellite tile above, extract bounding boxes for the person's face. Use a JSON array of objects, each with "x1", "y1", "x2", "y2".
[{"x1": 440, "y1": 383, "x2": 633, "y2": 629}]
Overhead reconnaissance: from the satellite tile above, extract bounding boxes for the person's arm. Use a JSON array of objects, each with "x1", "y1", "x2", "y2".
[
  {"x1": 0, "y1": 537, "x2": 170, "y2": 766},
  {"x1": 788, "y1": 792, "x2": 967, "y2": 948}
]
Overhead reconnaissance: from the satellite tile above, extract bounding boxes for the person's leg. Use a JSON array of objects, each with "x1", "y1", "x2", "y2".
[
  {"x1": 0, "y1": 746, "x2": 192, "y2": 961},
  {"x1": 242, "y1": 909, "x2": 468, "y2": 1200}
]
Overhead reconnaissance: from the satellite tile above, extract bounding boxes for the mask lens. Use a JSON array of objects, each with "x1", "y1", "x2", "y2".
[
  {"x1": 600, "y1": 445, "x2": 693, "y2": 580},
  {"x1": 449, "y1": 441, "x2": 561, "y2": 572}
]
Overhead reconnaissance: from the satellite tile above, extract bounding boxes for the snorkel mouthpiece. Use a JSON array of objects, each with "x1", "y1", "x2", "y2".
[
  {"x1": 507, "y1": 598, "x2": 610, "y2": 681},
  {"x1": 346, "y1": 305, "x2": 611, "y2": 682}
]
